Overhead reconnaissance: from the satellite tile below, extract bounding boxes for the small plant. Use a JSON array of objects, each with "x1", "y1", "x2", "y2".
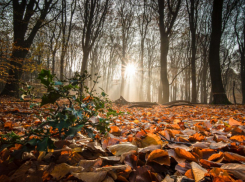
[{"x1": 0, "y1": 69, "x2": 118, "y2": 158}]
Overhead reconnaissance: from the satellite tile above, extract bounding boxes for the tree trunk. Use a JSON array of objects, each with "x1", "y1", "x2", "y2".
[
  {"x1": 1, "y1": 48, "x2": 28, "y2": 97},
  {"x1": 188, "y1": 0, "x2": 198, "y2": 103},
  {"x1": 208, "y1": 0, "x2": 230, "y2": 104},
  {"x1": 139, "y1": 39, "x2": 144, "y2": 101},
  {"x1": 202, "y1": 49, "x2": 208, "y2": 104},
  {"x1": 81, "y1": 50, "x2": 90, "y2": 74},
  {"x1": 241, "y1": 53, "x2": 245, "y2": 104},
  {"x1": 159, "y1": 34, "x2": 170, "y2": 103}
]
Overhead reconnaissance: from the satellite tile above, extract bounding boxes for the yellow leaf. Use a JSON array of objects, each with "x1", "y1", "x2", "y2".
[{"x1": 140, "y1": 133, "x2": 163, "y2": 148}]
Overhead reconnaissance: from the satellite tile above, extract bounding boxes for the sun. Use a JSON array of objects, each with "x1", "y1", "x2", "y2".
[{"x1": 125, "y1": 63, "x2": 136, "y2": 77}]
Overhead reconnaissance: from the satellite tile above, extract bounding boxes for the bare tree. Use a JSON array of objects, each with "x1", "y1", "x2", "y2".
[
  {"x1": 208, "y1": 0, "x2": 238, "y2": 104},
  {"x1": 156, "y1": 0, "x2": 182, "y2": 103},
  {"x1": 186, "y1": 0, "x2": 199, "y2": 103},
  {"x1": 1, "y1": 0, "x2": 59, "y2": 97},
  {"x1": 78, "y1": 0, "x2": 110, "y2": 75},
  {"x1": 60, "y1": 0, "x2": 77, "y2": 80},
  {"x1": 116, "y1": 0, "x2": 135, "y2": 97},
  {"x1": 234, "y1": 0, "x2": 245, "y2": 104}
]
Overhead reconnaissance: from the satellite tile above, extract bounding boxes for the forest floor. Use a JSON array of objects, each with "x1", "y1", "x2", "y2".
[{"x1": 0, "y1": 96, "x2": 245, "y2": 182}]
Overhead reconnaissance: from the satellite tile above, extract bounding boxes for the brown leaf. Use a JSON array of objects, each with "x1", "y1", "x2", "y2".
[
  {"x1": 146, "y1": 149, "x2": 170, "y2": 166},
  {"x1": 168, "y1": 149, "x2": 186, "y2": 164},
  {"x1": 50, "y1": 163, "x2": 83, "y2": 180},
  {"x1": 138, "y1": 144, "x2": 161, "y2": 154},
  {"x1": 209, "y1": 141, "x2": 228, "y2": 149},
  {"x1": 72, "y1": 171, "x2": 107, "y2": 182},
  {"x1": 102, "y1": 176, "x2": 115, "y2": 182},
  {"x1": 175, "y1": 162, "x2": 191, "y2": 174},
  {"x1": 162, "y1": 174, "x2": 175, "y2": 182},
  {"x1": 229, "y1": 118, "x2": 242, "y2": 126},
  {"x1": 0, "y1": 175, "x2": 10, "y2": 182},
  {"x1": 167, "y1": 143, "x2": 192, "y2": 151},
  {"x1": 124, "y1": 154, "x2": 138, "y2": 169},
  {"x1": 10, "y1": 161, "x2": 32, "y2": 182},
  {"x1": 191, "y1": 162, "x2": 208, "y2": 182},
  {"x1": 199, "y1": 159, "x2": 223, "y2": 169},
  {"x1": 221, "y1": 163, "x2": 245, "y2": 180},
  {"x1": 108, "y1": 143, "x2": 138, "y2": 156},
  {"x1": 95, "y1": 165, "x2": 130, "y2": 172},
  {"x1": 224, "y1": 152, "x2": 245, "y2": 163},
  {"x1": 78, "y1": 158, "x2": 102, "y2": 172}
]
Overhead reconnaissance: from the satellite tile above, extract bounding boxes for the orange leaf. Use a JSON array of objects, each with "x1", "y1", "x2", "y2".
[
  {"x1": 4, "y1": 122, "x2": 13, "y2": 129},
  {"x1": 110, "y1": 126, "x2": 120, "y2": 133},
  {"x1": 189, "y1": 133, "x2": 205, "y2": 142},
  {"x1": 229, "y1": 118, "x2": 242, "y2": 126},
  {"x1": 224, "y1": 152, "x2": 245, "y2": 163},
  {"x1": 185, "y1": 169, "x2": 194, "y2": 179},
  {"x1": 208, "y1": 152, "x2": 224, "y2": 162},
  {"x1": 230, "y1": 135, "x2": 245, "y2": 143},
  {"x1": 175, "y1": 148, "x2": 197, "y2": 162},
  {"x1": 147, "y1": 149, "x2": 170, "y2": 166}
]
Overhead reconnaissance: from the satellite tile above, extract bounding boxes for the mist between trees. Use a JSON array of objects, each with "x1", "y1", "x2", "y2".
[{"x1": 0, "y1": 0, "x2": 244, "y2": 104}]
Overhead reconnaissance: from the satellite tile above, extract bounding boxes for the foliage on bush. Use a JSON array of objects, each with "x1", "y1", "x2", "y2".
[{"x1": 0, "y1": 69, "x2": 118, "y2": 159}]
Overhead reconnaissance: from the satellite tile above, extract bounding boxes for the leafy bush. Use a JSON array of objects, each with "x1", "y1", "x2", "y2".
[{"x1": 0, "y1": 69, "x2": 117, "y2": 158}]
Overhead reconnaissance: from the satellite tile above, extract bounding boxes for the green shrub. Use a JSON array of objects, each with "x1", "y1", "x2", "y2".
[{"x1": 0, "y1": 69, "x2": 117, "y2": 159}]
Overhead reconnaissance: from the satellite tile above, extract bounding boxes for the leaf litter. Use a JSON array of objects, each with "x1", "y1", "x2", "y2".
[{"x1": 0, "y1": 99, "x2": 245, "y2": 182}]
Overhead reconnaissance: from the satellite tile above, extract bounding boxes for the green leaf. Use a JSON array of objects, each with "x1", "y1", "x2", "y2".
[
  {"x1": 37, "y1": 69, "x2": 54, "y2": 87},
  {"x1": 55, "y1": 81, "x2": 63, "y2": 85},
  {"x1": 57, "y1": 119, "x2": 71, "y2": 132},
  {"x1": 37, "y1": 137, "x2": 49, "y2": 151},
  {"x1": 101, "y1": 92, "x2": 106, "y2": 97},
  {"x1": 65, "y1": 124, "x2": 84, "y2": 137},
  {"x1": 85, "y1": 128, "x2": 95, "y2": 139},
  {"x1": 64, "y1": 84, "x2": 74, "y2": 90},
  {"x1": 27, "y1": 138, "x2": 39, "y2": 146},
  {"x1": 41, "y1": 92, "x2": 62, "y2": 106}
]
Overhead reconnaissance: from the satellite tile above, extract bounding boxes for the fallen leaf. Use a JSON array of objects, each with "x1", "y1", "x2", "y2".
[
  {"x1": 140, "y1": 133, "x2": 163, "y2": 147},
  {"x1": 229, "y1": 118, "x2": 242, "y2": 126},
  {"x1": 191, "y1": 162, "x2": 208, "y2": 182},
  {"x1": 108, "y1": 143, "x2": 138, "y2": 156},
  {"x1": 72, "y1": 171, "x2": 107, "y2": 182},
  {"x1": 175, "y1": 148, "x2": 197, "y2": 162},
  {"x1": 185, "y1": 169, "x2": 194, "y2": 180},
  {"x1": 78, "y1": 158, "x2": 102, "y2": 171},
  {"x1": 146, "y1": 149, "x2": 170, "y2": 166},
  {"x1": 221, "y1": 163, "x2": 245, "y2": 180},
  {"x1": 50, "y1": 163, "x2": 83, "y2": 180},
  {"x1": 224, "y1": 152, "x2": 245, "y2": 163}
]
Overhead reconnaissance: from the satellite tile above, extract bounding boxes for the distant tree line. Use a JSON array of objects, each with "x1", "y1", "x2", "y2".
[{"x1": 0, "y1": 0, "x2": 244, "y2": 104}]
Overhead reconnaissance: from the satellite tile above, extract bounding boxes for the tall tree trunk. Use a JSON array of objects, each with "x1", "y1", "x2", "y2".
[
  {"x1": 208, "y1": 0, "x2": 230, "y2": 104},
  {"x1": 81, "y1": 50, "x2": 90, "y2": 74},
  {"x1": 139, "y1": 39, "x2": 144, "y2": 101},
  {"x1": 0, "y1": 0, "x2": 55, "y2": 97},
  {"x1": 1, "y1": 48, "x2": 28, "y2": 97},
  {"x1": 187, "y1": 0, "x2": 198, "y2": 103},
  {"x1": 241, "y1": 53, "x2": 245, "y2": 104},
  {"x1": 202, "y1": 49, "x2": 208, "y2": 104},
  {"x1": 159, "y1": 34, "x2": 170, "y2": 103}
]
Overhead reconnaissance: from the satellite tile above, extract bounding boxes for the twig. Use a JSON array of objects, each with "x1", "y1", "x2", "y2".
[{"x1": 158, "y1": 132, "x2": 192, "y2": 146}]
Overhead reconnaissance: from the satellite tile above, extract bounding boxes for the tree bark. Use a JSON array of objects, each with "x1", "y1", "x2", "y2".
[
  {"x1": 1, "y1": 0, "x2": 55, "y2": 97},
  {"x1": 159, "y1": 34, "x2": 170, "y2": 103},
  {"x1": 208, "y1": 0, "x2": 230, "y2": 104}
]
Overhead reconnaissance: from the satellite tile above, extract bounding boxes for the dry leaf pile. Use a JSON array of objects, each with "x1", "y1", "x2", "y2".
[{"x1": 0, "y1": 98, "x2": 245, "y2": 182}]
